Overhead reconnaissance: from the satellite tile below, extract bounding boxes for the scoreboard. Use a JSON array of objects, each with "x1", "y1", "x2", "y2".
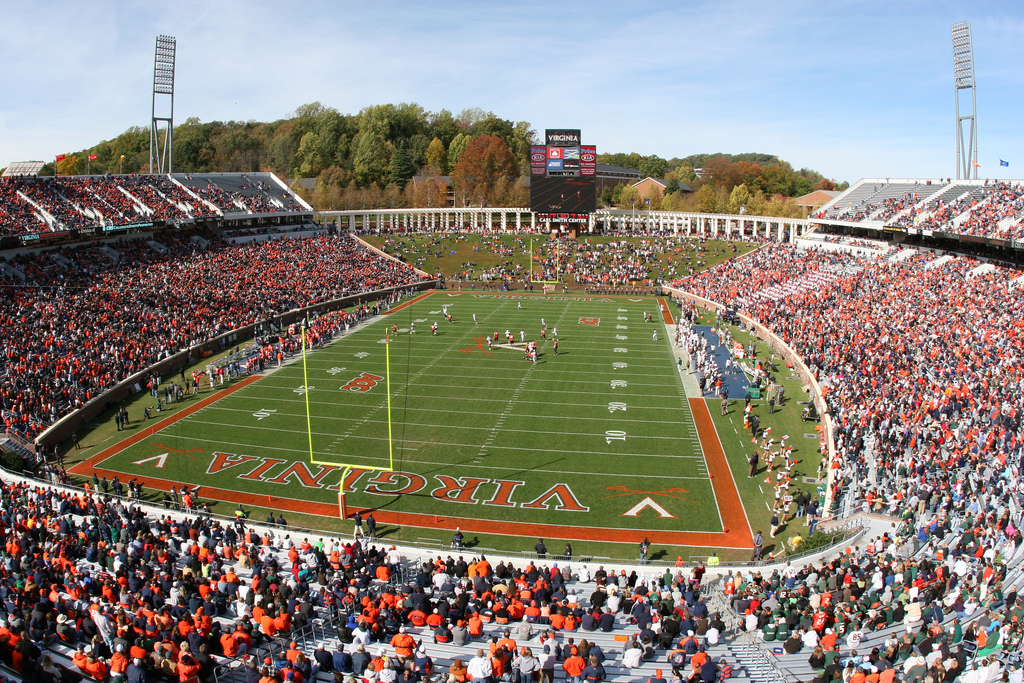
[
  {"x1": 530, "y1": 176, "x2": 597, "y2": 216},
  {"x1": 530, "y1": 128, "x2": 597, "y2": 221}
]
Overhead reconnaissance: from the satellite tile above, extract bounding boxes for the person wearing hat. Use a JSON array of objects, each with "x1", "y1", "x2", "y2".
[
  {"x1": 258, "y1": 666, "x2": 277, "y2": 683},
  {"x1": 331, "y1": 644, "x2": 353, "y2": 675},
  {"x1": 110, "y1": 643, "x2": 130, "y2": 683},
  {"x1": 285, "y1": 642, "x2": 303, "y2": 665},
  {"x1": 127, "y1": 657, "x2": 148, "y2": 683},
  {"x1": 561, "y1": 647, "x2": 585, "y2": 683},
  {"x1": 56, "y1": 612, "x2": 77, "y2": 643},
  {"x1": 351, "y1": 644, "x2": 371, "y2": 678},
  {"x1": 313, "y1": 644, "x2": 334, "y2": 673},
  {"x1": 391, "y1": 626, "x2": 416, "y2": 663},
  {"x1": 903, "y1": 655, "x2": 927, "y2": 682},
  {"x1": 412, "y1": 645, "x2": 434, "y2": 683},
  {"x1": 448, "y1": 658, "x2": 469, "y2": 683},
  {"x1": 366, "y1": 648, "x2": 389, "y2": 683}
]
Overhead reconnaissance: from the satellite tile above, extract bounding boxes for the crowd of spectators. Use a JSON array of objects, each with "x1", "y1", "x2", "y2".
[
  {"x1": 536, "y1": 240, "x2": 662, "y2": 288},
  {"x1": 0, "y1": 232, "x2": 423, "y2": 440},
  {"x1": 677, "y1": 244, "x2": 1024, "y2": 518},
  {"x1": 379, "y1": 233, "x2": 753, "y2": 289},
  {"x1": 675, "y1": 242, "x2": 1024, "y2": 678},
  {"x1": 0, "y1": 175, "x2": 306, "y2": 237},
  {"x1": 670, "y1": 245, "x2": 853, "y2": 313},
  {"x1": 948, "y1": 184, "x2": 1024, "y2": 240},
  {"x1": 0, "y1": 472, "x2": 745, "y2": 683},
  {"x1": 814, "y1": 180, "x2": 1024, "y2": 241},
  {"x1": 872, "y1": 191, "x2": 920, "y2": 224}
]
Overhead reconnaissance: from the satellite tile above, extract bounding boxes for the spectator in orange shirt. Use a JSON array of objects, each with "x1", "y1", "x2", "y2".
[{"x1": 562, "y1": 647, "x2": 586, "y2": 683}]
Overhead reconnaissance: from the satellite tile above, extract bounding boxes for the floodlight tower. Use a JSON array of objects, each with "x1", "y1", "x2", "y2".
[
  {"x1": 952, "y1": 22, "x2": 977, "y2": 180},
  {"x1": 149, "y1": 35, "x2": 176, "y2": 174}
]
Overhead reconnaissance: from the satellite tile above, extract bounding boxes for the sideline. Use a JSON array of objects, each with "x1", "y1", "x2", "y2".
[
  {"x1": 64, "y1": 456, "x2": 758, "y2": 549},
  {"x1": 68, "y1": 375, "x2": 263, "y2": 473},
  {"x1": 689, "y1": 397, "x2": 753, "y2": 547},
  {"x1": 386, "y1": 290, "x2": 435, "y2": 314}
]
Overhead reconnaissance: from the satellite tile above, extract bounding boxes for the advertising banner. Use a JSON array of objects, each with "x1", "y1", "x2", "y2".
[
  {"x1": 580, "y1": 145, "x2": 597, "y2": 176},
  {"x1": 530, "y1": 146, "x2": 547, "y2": 176}
]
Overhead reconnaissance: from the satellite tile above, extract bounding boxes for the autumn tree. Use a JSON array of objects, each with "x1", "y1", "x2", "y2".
[
  {"x1": 693, "y1": 184, "x2": 717, "y2": 213},
  {"x1": 447, "y1": 133, "x2": 469, "y2": 170},
  {"x1": 56, "y1": 154, "x2": 80, "y2": 176},
  {"x1": 424, "y1": 137, "x2": 447, "y2": 175},
  {"x1": 728, "y1": 183, "x2": 752, "y2": 214},
  {"x1": 451, "y1": 135, "x2": 518, "y2": 207}
]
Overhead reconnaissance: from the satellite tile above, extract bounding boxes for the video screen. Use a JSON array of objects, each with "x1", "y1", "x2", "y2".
[{"x1": 530, "y1": 176, "x2": 597, "y2": 214}]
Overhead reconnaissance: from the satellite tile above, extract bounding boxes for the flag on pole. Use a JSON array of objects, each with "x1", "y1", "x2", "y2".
[
  {"x1": 1000, "y1": 160, "x2": 1009, "y2": 167},
  {"x1": 88, "y1": 154, "x2": 98, "y2": 161},
  {"x1": 55, "y1": 154, "x2": 66, "y2": 162},
  {"x1": 971, "y1": 160, "x2": 981, "y2": 168}
]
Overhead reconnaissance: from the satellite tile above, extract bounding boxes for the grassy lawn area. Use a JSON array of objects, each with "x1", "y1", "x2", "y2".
[{"x1": 361, "y1": 233, "x2": 757, "y2": 285}]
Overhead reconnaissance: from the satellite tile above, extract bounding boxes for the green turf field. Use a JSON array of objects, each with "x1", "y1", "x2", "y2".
[{"x1": 90, "y1": 292, "x2": 729, "y2": 538}]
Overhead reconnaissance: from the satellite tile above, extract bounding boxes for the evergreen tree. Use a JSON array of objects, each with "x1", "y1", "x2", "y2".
[{"x1": 388, "y1": 142, "x2": 415, "y2": 189}]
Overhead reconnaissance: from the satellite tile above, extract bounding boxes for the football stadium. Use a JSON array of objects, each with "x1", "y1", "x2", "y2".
[{"x1": 1, "y1": 11, "x2": 1023, "y2": 683}]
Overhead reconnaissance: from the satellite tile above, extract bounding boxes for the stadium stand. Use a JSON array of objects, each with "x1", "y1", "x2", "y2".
[
  {"x1": 814, "y1": 179, "x2": 1024, "y2": 242},
  {"x1": 0, "y1": 232, "x2": 423, "y2": 442},
  {"x1": 673, "y1": 243, "x2": 1024, "y2": 680},
  {"x1": 0, "y1": 466, "x2": 762, "y2": 683},
  {"x1": 0, "y1": 173, "x2": 308, "y2": 239},
  {"x1": 4, "y1": 169, "x2": 1024, "y2": 681}
]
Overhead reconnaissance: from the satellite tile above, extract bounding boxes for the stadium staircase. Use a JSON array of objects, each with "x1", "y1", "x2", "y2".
[
  {"x1": 0, "y1": 433, "x2": 39, "y2": 468},
  {"x1": 15, "y1": 189, "x2": 60, "y2": 230}
]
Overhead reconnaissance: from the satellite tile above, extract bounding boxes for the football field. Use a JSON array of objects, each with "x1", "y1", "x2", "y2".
[{"x1": 74, "y1": 291, "x2": 752, "y2": 550}]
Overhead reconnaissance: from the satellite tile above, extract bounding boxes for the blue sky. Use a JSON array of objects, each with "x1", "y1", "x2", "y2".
[{"x1": 1, "y1": 0, "x2": 1022, "y2": 183}]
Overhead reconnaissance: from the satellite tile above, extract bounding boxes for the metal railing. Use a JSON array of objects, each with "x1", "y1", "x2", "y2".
[{"x1": 212, "y1": 609, "x2": 345, "y2": 683}]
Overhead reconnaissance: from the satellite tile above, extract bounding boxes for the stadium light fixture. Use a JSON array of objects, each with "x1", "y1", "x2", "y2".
[
  {"x1": 952, "y1": 22, "x2": 977, "y2": 179},
  {"x1": 150, "y1": 35, "x2": 176, "y2": 174}
]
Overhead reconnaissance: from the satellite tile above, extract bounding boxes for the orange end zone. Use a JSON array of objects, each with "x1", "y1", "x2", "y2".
[
  {"x1": 386, "y1": 290, "x2": 435, "y2": 314},
  {"x1": 689, "y1": 397, "x2": 752, "y2": 547},
  {"x1": 658, "y1": 297, "x2": 675, "y2": 325}
]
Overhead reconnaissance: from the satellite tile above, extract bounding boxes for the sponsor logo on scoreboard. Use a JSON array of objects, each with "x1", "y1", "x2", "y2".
[
  {"x1": 547, "y1": 147, "x2": 563, "y2": 160},
  {"x1": 530, "y1": 145, "x2": 547, "y2": 176},
  {"x1": 580, "y1": 145, "x2": 597, "y2": 176},
  {"x1": 547, "y1": 159, "x2": 564, "y2": 171},
  {"x1": 563, "y1": 147, "x2": 580, "y2": 159}
]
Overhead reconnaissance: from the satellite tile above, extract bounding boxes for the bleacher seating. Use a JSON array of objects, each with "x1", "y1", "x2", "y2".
[
  {"x1": 0, "y1": 470, "x2": 761, "y2": 683},
  {"x1": 0, "y1": 173, "x2": 308, "y2": 237},
  {"x1": 815, "y1": 179, "x2": 1024, "y2": 241}
]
